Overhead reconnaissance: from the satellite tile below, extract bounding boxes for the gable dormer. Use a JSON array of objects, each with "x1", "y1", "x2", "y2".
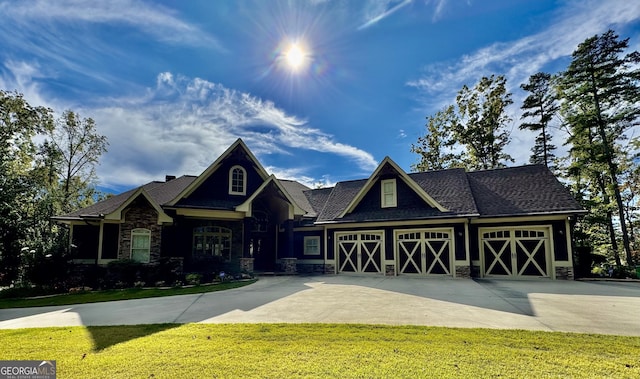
[
  {"x1": 339, "y1": 157, "x2": 447, "y2": 219},
  {"x1": 166, "y1": 139, "x2": 270, "y2": 209}
]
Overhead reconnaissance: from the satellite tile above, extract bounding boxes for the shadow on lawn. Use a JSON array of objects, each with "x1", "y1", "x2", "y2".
[{"x1": 87, "y1": 324, "x2": 179, "y2": 351}]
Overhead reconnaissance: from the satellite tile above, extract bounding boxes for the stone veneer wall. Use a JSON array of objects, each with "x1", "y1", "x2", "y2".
[
  {"x1": 455, "y1": 265, "x2": 471, "y2": 279},
  {"x1": 280, "y1": 258, "x2": 297, "y2": 274},
  {"x1": 555, "y1": 266, "x2": 574, "y2": 280},
  {"x1": 118, "y1": 197, "x2": 162, "y2": 263},
  {"x1": 385, "y1": 264, "x2": 395, "y2": 276}
]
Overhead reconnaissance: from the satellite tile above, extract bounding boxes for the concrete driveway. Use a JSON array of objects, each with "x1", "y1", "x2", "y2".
[{"x1": 1, "y1": 275, "x2": 639, "y2": 336}]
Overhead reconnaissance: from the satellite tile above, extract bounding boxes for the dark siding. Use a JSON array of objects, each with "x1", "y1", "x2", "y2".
[
  {"x1": 73, "y1": 224, "x2": 99, "y2": 259},
  {"x1": 294, "y1": 230, "x2": 323, "y2": 259},
  {"x1": 552, "y1": 220, "x2": 569, "y2": 261},
  {"x1": 101, "y1": 224, "x2": 119, "y2": 259},
  {"x1": 385, "y1": 229, "x2": 394, "y2": 261},
  {"x1": 327, "y1": 230, "x2": 335, "y2": 260},
  {"x1": 454, "y1": 224, "x2": 466, "y2": 261},
  {"x1": 469, "y1": 226, "x2": 479, "y2": 261},
  {"x1": 180, "y1": 156, "x2": 264, "y2": 208},
  {"x1": 352, "y1": 177, "x2": 435, "y2": 215}
]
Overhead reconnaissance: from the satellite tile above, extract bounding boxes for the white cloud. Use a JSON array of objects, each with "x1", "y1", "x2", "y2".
[
  {"x1": 358, "y1": 0, "x2": 413, "y2": 30},
  {"x1": 0, "y1": 0, "x2": 223, "y2": 50},
  {"x1": 82, "y1": 73, "x2": 377, "y2": 189}
]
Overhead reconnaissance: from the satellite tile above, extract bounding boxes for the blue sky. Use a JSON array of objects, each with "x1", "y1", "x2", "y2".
[{"x1": 1, "y1": 0, "x2": 639, "y2": 193}]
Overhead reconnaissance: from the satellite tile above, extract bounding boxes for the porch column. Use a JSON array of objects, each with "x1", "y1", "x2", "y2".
[
  {"x1": 286, "y1": 220, "x2": 294, "y2": 258},
  {"x1": 280, "y1": 220, "x2": 297, "y2": 274},
  {"x1": 240, "y1": 217, "x2": 254, "y2": 273}
]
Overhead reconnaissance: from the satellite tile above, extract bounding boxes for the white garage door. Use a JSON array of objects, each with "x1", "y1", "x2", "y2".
[
  {"x1": 480, "y1": 228, "x2": 550, "y2": 278},
  {"x1": 336, "y1": 232, "x2": 383, "y2": 273},
  {"x1": 396, "y1": 229, "x2": 453, "y2": 275}
]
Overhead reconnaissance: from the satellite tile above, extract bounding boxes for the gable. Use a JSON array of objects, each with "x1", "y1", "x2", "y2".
[
  {"x1": 175, "y1": 152, "x2": 266, "y2": 209},
  {"x1": 338, "y1": 157, "x2": 447, "y2": 218},
  {"x1": 340, "y1": 176, "x2": 445, "y2": 222},
  {"x1": 168, "y1": 139, "x2": 270, "y2": 209}
]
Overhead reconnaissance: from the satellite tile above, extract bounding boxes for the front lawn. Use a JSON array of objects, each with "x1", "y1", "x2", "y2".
[
  {"x1": 0, "y1": 279, "x2": 256, "y2": 309},
  {"x1": 2, "y1": 324, "x2": 639, "y2": 378}
]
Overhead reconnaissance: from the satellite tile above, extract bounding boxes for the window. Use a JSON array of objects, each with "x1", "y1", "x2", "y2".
[
  {"x1": 131, "y1": 228, "x2": 151, "y2": 263},
  {"x1": 304, "y1": 236, "x2": 320, "y2": 255},
  {"x1": 193, "y1": 226, "x2": 232, "y2": 260},
  {"x1": 229, "y1": 166, "x2": 246, "y2": 195},
  {"x1": 381, "y1": 179, "x2": 397, "y2": 208}
]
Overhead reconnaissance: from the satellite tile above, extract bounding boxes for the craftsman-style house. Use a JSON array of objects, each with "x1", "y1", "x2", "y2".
[{"x1": 54, "y1": 139, "x2": 585, "y2": 279}]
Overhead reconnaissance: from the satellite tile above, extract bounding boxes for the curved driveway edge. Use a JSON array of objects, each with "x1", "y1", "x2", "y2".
[{"x1": 1, "y1": 276, "x2": 639, "y2": 336}]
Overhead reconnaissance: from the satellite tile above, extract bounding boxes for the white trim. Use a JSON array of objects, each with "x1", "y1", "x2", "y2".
[
  {"x1": 394, "y1": 227, "x2": 455, "y2": 277},
  {"x1": 229, "y1": 165, "x2": 247, "y2": 195},
  {"x1": 166, "y1": 139, "x2": 270, "y2": 206},
  {"x1": 478, "y1": 226, "x2": 552, "y2": 279},
  {"x1": 130, "y1": 228, "x2": 151, "y2": 263},
  {"x1": 303, "y1": 236, "x2": 321, "y2": 255},
  {"x1": 97, "y1": 222, "x2": 104, "y2": 261},
  {"x1": 104, "y1": 188, "x2": 173, "y2": 225},
  {"x1": 235, "y1": 175, "x2": 306, "y2": 218},
  {"x1": 381, "y1": 179, "x2": 397, "y2": 208},
  {"x1": 335, "y1": 230, "x2": 385, "y2": 274},
  {"x1": 323, "y1": 218, "x2": 469, "y2": 229},
  {"x1": 339, "y1": 157, "x2": 448, "y2": 218}
]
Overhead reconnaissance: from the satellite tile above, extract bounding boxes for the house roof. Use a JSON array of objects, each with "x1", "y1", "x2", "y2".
[
  {"x1": 467, "y1": 164, "x2": 584, "y2": 217},
  {"x1": 409, "y1": 168, "x2": 478, "y2": 215},
  {"x1": 338, "y1": 157, "x2": 447, "y2": 218},
  {"x1": 279, "y1": 180, "x2": 315, "y2": 216},
  {"x1": 54, "y1": 175, "x2": 196, "y2": 220},
  {"x1": 166, "y1": 139, "x2": 269, "y2": 207},
  {"x1": 54, "y1": 138, "x2": 583, "y2": 224},
  {"x1": 303, "y1": 187, "x2": 333, "y2": 218}
]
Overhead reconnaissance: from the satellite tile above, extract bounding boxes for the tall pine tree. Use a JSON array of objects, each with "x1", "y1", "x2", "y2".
[
  {"x1": 559, "y1": 29, "x2": 640, "y2": 266},
  {"x1": 520, "y1": 72, "x2": 558, "y2": 170}
]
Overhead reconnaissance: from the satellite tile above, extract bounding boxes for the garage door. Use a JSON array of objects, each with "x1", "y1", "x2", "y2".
[
  {"x1": 480, "y1": 228, "x2": 550, "y2": 278},
  {"x1": 336, "y1": 232, "x2": 383, "y2": 273},
  {"x1": 397, "y1": 230, "x2": 453, "y2": 275}
]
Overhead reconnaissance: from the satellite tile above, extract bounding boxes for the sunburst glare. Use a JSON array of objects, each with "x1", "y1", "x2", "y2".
[{"x1": 280, "y1": 40, "x2": 311, "y2": 73}]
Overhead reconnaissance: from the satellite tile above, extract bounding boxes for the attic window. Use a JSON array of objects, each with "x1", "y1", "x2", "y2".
[
  {"x1": 381, "y1": 179, "x2": 397, "y2": 208},
  {"x1": 229, "y1": 165, "x2": 246, "y2": 195}
]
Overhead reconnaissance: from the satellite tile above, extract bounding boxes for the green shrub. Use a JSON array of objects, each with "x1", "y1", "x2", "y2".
[
  {"x1": 106, "y1": 259, "x2": 142, "y2": 288},
  {"x1": 185, "y1": 273, "x2": 202, "y2": 285}
]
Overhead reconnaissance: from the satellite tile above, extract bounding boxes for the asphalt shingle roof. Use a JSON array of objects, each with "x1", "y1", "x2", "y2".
[
  {"x1": 409, "y1": 168, "x2": 478, "y2": 215},
  {"x1": 57, "y1": 164, "x2": 583, "y2": 223},
  {"x1": 278, "y1": 180, "x2": 314, "y2": 215},
  {"x1": 467, "y1": 164, "x2": 583, "y2": 216},
  {"x1": 58, "y1": 175, "x2": 196, "y2": 218}
]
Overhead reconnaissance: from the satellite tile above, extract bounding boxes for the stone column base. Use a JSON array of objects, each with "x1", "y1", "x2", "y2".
[
  {"x1": 455, "y1": 265, "x2": 471, "y2": 279},
  {"x1": 281, "y1": 258, "x2": 297, "y2": 274},
  {"x1": 555, "y1": 266, "x2": 574, "y2": 280},
  {"x1": 240, "y1": 257, "x2": 254, "y2": 274},
  {"x1": 385, "y1": 264, "x2": 395, "y2": 276}
]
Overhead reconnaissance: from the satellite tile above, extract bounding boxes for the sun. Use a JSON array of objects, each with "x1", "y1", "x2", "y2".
[
  {"x1": 281, "y1": 41, "x2": 310, "y2": 72},
  {"x1": 286, "y1": 44, "x2": 305, "y2": 69}
]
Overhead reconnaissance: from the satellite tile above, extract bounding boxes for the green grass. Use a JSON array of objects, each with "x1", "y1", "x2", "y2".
[
  {"x1": 2, "y1": 324, "x2": 639, "y2": 378},
  {"x1": 0, "y1": 279, "x2": 256, "y2": 309}
]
